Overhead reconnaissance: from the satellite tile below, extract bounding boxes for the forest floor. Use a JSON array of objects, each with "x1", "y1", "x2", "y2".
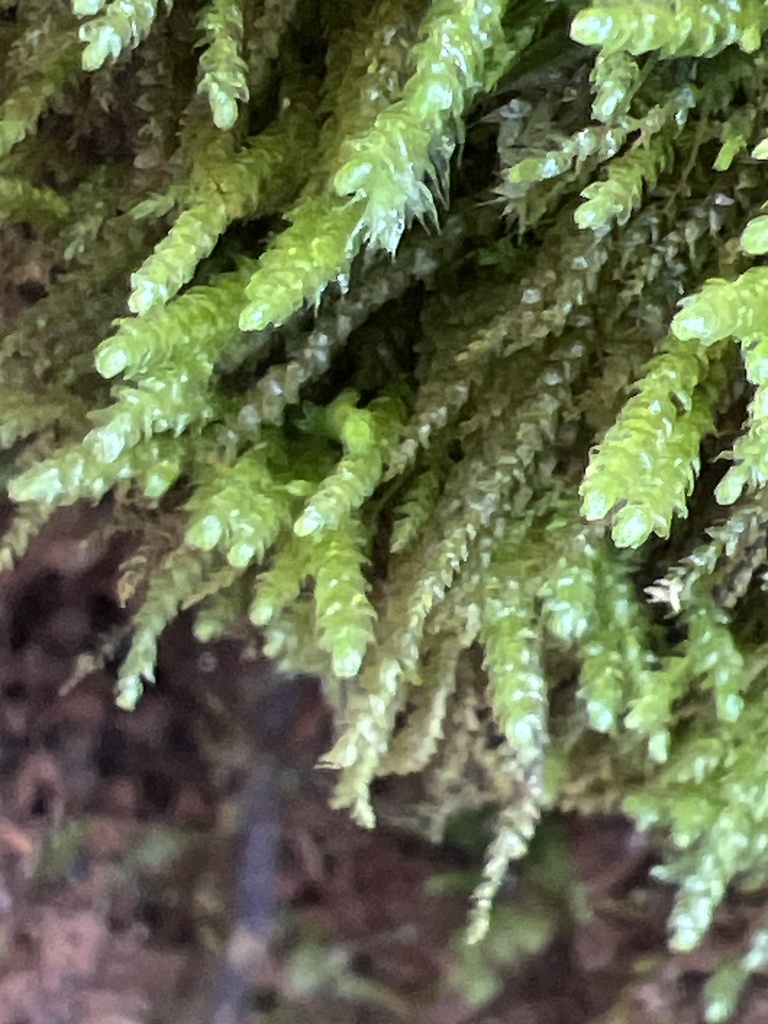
[{"x1": 1, "y1": 496, "x2": 768, "y2": 1024}]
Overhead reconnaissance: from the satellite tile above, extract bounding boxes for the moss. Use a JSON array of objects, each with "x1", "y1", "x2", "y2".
[{"x1": 5, "y1": 1, "x2": 768, "y2": 1011}]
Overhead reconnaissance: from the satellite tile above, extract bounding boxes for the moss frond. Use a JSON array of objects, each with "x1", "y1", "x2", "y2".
[
  {"x1": 196, "y1": 0, "x2": 249, "y2": 131},
  {"x1": 581, "y1": 337, "x2": 720, "y2": 548},
  {"x1": 116, "y1": 542, "x2": 221, "y2": 707},
  {"x1": 77, "y1": 0, "x2": 163, "y2": 71}
]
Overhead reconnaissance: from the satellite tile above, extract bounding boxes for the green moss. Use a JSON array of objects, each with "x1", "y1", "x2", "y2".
[{"x1": 6, "y1": 0, "x2": 768, "y2": 1007}]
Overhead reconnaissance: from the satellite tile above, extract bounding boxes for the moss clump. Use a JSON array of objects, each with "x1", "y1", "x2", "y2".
[{"x1": 5, "y1": 1, "x2": 768, "y2": 1008}]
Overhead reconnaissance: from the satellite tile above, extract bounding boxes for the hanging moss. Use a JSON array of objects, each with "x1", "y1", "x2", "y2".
[{"x1": 7, "y1": 0, "x2": 768, "y2": 1012}]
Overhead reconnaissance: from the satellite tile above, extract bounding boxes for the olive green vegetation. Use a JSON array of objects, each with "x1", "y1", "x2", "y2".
[{"x1": 4, "y1": 0, "x2": 768, "y2": 1013}]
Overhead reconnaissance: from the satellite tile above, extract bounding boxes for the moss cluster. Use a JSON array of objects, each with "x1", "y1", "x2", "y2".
[{"x1": 5, "y1": 0, "x2": 768, "y2": 1012}]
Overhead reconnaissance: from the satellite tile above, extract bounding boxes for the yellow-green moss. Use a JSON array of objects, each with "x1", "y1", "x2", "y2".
[{"x1": 5, "y1": 2, "x2": 768, "y2": 1011}]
